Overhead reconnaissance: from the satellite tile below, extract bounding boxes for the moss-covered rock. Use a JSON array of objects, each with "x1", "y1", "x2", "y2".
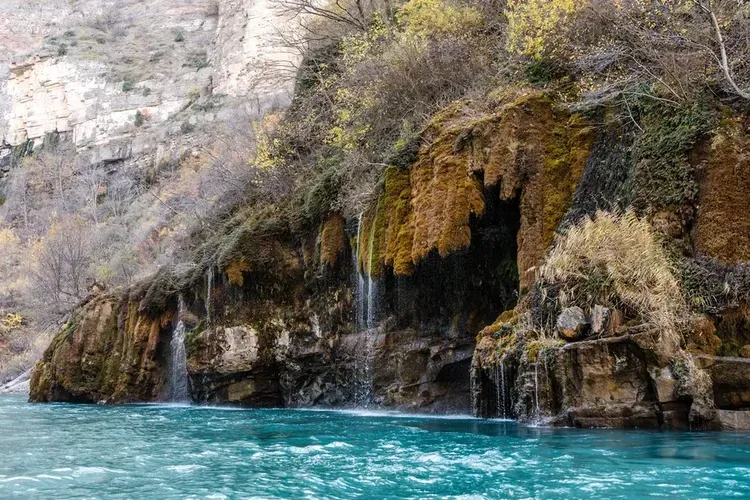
[{"x1": 29, "y1": 295, "x2": 168, "y2": 403}]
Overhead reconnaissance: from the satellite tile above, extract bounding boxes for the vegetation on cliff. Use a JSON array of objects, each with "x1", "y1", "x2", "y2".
[{"x1": 21, "y1": 0, "x2": 750, "y2": 423}]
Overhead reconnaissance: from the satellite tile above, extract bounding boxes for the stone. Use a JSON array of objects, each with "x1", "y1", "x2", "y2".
[
  {"x1": 717, "y1": 410, "x2": 750, "y2": 430},
  {"x1": 651, "y1": 366, "x2": 677, "y2": 403},
  {"x1": 557, "y1": 306, "x2": 589, "y2": 340},
  {"x1": 696, "y1": 355, "x2": 750, "y2": 410},
  {"x1": 609, "y1": 309, "x2": 624, "y2": 335},
  {"x1": 590, "y1": 305, "x2": 611, "y2": 335}
]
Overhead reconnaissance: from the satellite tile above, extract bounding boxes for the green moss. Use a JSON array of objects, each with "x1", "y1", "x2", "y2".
[
  {"x1": 525, "y1": 338, "x2": 564, "y2": 363},
  {"x1": 630, "y1": 100, "x2": 718, "y2": 212}
]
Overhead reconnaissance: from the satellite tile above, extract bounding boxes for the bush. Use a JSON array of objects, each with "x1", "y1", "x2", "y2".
[
  {"x1": 175, "y1": 33, "x2": 185, "y2": 42},
  {"x1": 122, "y1": 78, "x2": 135, "y2": 92},
  {"x1": 180, "y1": 121, "x2": 195, "y2": 134},
  {"x1": 134, "y1": 110, "x2": 145, "y2": 127},
  {"x1": 536, "y1": 211, "x2": 686, "y2": 348}
]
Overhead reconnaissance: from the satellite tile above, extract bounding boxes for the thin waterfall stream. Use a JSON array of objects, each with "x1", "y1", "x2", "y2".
[
  {"x1": 352, "y1": 213, "x2": 377, "y2": 407},
  {"x1": 168, "y1": 296, "x2": 189, "y2": 402}
]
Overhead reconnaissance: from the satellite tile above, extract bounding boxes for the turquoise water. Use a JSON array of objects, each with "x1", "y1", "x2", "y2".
[{"x1": 1, "y1": 396, "x2": 749, "y2": 499}]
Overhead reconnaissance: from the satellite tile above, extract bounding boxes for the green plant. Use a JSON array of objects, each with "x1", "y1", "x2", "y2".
[
  {"x1": 122, "y1": 78, "x2": 135, "y2": 92},
  {"x1": 142, "y1": 87, "x2": 152, "y2": 97},
  {"x1": 175, "y1": 32, "x2": 185, "y2": 42},
  {"x1": 630, "y1": 100, "x2": 717, "y2": 212},
  {"x1": 57, "y1": 44, "x2": 68, "y2": 56},
  {"x1": 134, "y1": 110, "x2": 145, "y2": 127},
  {"x1": 185, "y1": 51, "x2": 209, "y2": 71},
  {"x1": 180, "y1": 121, "x2": 195, "y2": 134}
]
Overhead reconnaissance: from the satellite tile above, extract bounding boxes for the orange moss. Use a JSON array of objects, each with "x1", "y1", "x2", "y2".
[
  {"x1": 355, "y1": 92, "x2": 592, "y2": 286},
  {"x1": 226, "y1": 259, "x2": 251, "y2": 286},
  {"x1": 695, "y1": 117, "x2": 750, "y2": 263},
  {"x1": 320, "y1": 213, "x2": 347, "y2": 267},
  {"x1": 410, "y1": 105, "x2": 485, "y2": 263},
  {"x1": 381, "y1": 167, "x2": 414, "y2": 275}
]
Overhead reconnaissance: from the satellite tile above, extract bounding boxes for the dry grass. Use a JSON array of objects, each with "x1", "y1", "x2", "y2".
[{"x1": 537, "y1": 210, "x2": 687, "y2": 349}]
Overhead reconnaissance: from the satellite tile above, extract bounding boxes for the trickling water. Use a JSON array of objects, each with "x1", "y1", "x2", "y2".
[
  {"x1": 500, "y1": 360, "x2": 508, "y2": 419},
  {"x1": 534, "y1": 361, "x2": 540, "y2": 420},
  {"x1": 352, "y1": 213, "x2": 376, "y2": 407},
  {"x1": 366, "y1": 212, "x2": 378, "y2": 330},
  {"x1": 470, "y1": 368, "x2": 478, "y2": 416},
  {"x1": 168, "y1": 296, "x2": 189, "y2": 402},
  {"x1": 354, "y1": 214, "x2": 366, "y2": 333},
  {"x1": 206, "y1": 267, "x2": 214, "y2": 326},
  {"x1": 494, "y1": 363, "x2": 501, "y2": 418}
]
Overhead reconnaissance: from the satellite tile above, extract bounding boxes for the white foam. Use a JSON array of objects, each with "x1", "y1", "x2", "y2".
[{"x1": 166, "y1": 465, "x2": 207, "y2": 473}]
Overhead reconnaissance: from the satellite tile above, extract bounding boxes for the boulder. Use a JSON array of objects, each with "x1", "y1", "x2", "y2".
[{"x1": 557, "y1": 306, "x2": 589, "y2": 340}]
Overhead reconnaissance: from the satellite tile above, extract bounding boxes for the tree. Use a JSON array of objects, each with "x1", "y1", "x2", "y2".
[
  {"x1": 30, "y1": 218, "x2": 92, "y2": 317},
  {"x1": 697, "y1": 0, "x2": 750, "y2": 100}
]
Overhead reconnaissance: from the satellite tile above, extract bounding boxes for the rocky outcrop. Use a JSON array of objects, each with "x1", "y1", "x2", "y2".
[
  {"x1": 26, "y1": 81, "x2": 750, "y2": 432},
  {"x1": 29, "y1": 296, "x2": 169, "y2": 403}
]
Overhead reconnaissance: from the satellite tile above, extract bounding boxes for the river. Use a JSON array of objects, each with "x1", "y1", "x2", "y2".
[{"x1": 0, "y1": 396, "x2": 749, "y2": 498}]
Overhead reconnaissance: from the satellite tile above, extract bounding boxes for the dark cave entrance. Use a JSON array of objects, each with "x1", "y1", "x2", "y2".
[
  {"x1": 369, "y1": 185, "x2": 521, "y2": 411},
  {"x1": 381, "y1": 183, "x2": 521, "y2": 335}
]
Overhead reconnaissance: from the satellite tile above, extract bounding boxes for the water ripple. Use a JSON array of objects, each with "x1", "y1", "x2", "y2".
[{"x1": 0, "y1": 396, "x2": 749, "y2": 498}]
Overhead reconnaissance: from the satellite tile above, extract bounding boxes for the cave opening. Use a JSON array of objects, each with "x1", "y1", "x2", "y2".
[{"x1": 383, "y1": 183, "x2": 521, "y2": 335}]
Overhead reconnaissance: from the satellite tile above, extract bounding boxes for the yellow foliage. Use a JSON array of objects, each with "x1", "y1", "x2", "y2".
[
  {"x1": 506, "y1": 0, "x2": 584, "y2": 58},
  {"x1": 1, "y1": 313, "x2": 24, "y2": 330},
  {"x1": 0, "y1": 227, "x2": 20, "y2": 247},
  {"x1": 252, "y1": 113, "x2": 287, "y2": 170},
  {"x1": 397, "y1": 0, "x2": 483, "y2": 38},
  {"x1": 226, "y1": 259, "x2": 251, "y2": 286}
]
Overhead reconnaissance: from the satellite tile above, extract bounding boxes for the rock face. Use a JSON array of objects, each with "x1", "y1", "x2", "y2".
[
  {"x1": 30, "y1": 190, "x2": 514, "y2": 411},
  {"x1": 29, "y1": 296, "x2": 169, "y2": 403},
  {"x1": 0, "y1": 0, "x2": 297, "y2": 174},
  {"x1": 24, "y1": 75, "x2": 750, "y2": 432}
]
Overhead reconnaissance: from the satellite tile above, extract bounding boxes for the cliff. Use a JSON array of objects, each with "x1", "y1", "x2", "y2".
[
  {"x1": 29, "y1": 88, "x2": 750, "y2": 428},
  {"x1": 21, "y1": 0, "x2": 750, "y2": 430}
]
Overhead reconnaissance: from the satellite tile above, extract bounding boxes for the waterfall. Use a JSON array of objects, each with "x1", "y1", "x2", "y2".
[
  {"x1": 365, "y1": 211, "x2": 378, "y2": 330},
  {"x1": 206, "y1": 266, "x2": 214, "y2": 326},
  {"x1": 470, "y1": 368, "x2": 477, "y2": 416},
  {"x1": 168, "y1": 296, "x2": 189, "y2": 402},
  {"x1": 355, "y1": 214, "x2": 366, "y2": 332},
  {"x1": 534, "y1": 361, "x2": 540, "y2": 420},
  {"x1": 500, "y1": 360, "x2": 508, "y2": 419},
  {"x1": 352, "y1": 212, "x2": 376, "y2": 407},
  {"x1": 494, "y1": 363, "x2": 501, "y2": 418}
]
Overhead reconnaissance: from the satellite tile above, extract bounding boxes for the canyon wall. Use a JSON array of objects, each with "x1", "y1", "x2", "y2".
[{"x1": 0, "y1": 0, "x2": 297, "y2": 172}]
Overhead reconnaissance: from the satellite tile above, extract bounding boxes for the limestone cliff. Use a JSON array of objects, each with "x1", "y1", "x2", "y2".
[{"x1": 0, "y1": 0, "x2": 296, "y2": 172}]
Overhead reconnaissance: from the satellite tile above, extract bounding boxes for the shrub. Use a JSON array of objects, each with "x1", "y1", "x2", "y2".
[
  {"x1": 630, "y1": 100, "x2": 717, "y2": 212},
  {"x1": 175, "y1": 33, "x2": 185, "y2": 42},
  {"x1": 134, "y1": 110, "x2": 145, "y2": 127},
  {"x1": 122, "y1": 78, "x2": 135, "y2": 92},
  {"x1": 536, "y1": 211, "x2": 687, "y2": 348},
  {"x1": 180, "y1": 121, "x2": 195, "y2": 134},
  {"x1": 57, "y1": 44, "x2": 68, "y2": 56}
]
